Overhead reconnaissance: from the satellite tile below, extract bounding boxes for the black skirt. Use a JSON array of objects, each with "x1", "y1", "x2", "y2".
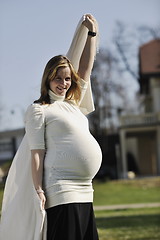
[{"x1": 46, "y1": 202, "x2": 99, "y2": 240}]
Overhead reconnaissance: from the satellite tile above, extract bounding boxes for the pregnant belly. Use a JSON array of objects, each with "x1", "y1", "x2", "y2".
[{"x1": 45, "y1": 133, "x2": 102, "y2": 179}]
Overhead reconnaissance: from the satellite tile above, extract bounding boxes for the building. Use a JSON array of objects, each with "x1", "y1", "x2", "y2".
[
  {"x1": 0, "y1": 128, "x2": 25, "y2": 163},
  {"x1": 119, "y1": 39, "x2": 160, "y2": 178}
]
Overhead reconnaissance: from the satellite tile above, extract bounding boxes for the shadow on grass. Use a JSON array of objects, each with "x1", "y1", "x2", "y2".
[{"x1": 96, "y1": 214, "x2": 160, "y2": 229}]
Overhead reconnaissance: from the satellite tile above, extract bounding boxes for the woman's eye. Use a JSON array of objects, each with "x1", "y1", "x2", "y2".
[{"x1": 66, "y1": 78, "x2": 71, "y2": 81}]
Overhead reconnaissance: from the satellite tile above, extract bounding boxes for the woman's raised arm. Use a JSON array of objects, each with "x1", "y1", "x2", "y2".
[{"x1": 78, "y1": 14, "x2": 98, "y2": 81}]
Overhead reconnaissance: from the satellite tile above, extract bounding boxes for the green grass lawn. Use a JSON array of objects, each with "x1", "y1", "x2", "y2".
[
  {"x1": 93, "y1": 177, "x2": 160, "y2": 206},
  {"x1": 0, "y1": 183, "x2": 4, "y2": 210},
  {"x1": 92, "y1": 177, "x2": 160, "y2": 240},
  {"x1": 0, "y1": 173, "x2": 160, "y2": 240},
  {"x1": 95, "y1": 207, "x2": 160, "y2": 240}
]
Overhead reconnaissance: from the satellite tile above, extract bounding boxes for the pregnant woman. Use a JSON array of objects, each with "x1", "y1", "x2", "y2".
[{"x1": 0, "y1": 14, "x2": 102, "y2": 240}]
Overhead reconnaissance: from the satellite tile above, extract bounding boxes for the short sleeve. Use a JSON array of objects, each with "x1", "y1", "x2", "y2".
[
  {"x1": 78, "y1": 78, "x2": 95, "y2": 115},
  {"x1": 24, "y1": 104, "x2": 45, "y2": 150}
]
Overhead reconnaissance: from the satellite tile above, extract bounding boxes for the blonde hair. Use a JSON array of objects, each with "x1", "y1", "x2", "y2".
[{"x1": 34, "y1": 55, "x2": 81, "y2": 104}]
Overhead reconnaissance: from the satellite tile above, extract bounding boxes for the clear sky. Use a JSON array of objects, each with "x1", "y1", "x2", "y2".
[{"x1": 0, "y1": 0, "x2": 159, "y2": 130}]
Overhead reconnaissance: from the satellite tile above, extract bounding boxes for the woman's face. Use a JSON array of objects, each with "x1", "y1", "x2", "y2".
[{"x1": 49, "y1": 66, "x2": 72, "y2": 96}]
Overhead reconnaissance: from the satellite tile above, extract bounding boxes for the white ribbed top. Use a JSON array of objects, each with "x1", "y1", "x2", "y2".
[{"x1": 25, "y1": 81, "x2": 102, "y2": 209}]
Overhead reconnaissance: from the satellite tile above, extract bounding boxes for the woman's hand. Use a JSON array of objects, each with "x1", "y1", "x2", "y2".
[
  {"x1": 82, "y1": 14, "x2": 97, "y2": 32},
  {"x1": 38, "y1": 192, "x2": 46, "y2": 210}
]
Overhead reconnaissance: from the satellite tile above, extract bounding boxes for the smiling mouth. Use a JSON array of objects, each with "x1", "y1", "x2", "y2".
[{"x1": 57, "y1": 86, "x2": 66, "y2": 91}]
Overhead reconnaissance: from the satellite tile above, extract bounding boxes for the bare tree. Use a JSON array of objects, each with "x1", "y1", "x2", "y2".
[
  {"x1": 113, "y1": 21, "x2": 160, "y2": 81},
  {"x1": 89, "y1": 22, "x2": 160, "y2": 135},
  {"x1": 89, "y1": 48, "x2": 129, "y2": 135}
]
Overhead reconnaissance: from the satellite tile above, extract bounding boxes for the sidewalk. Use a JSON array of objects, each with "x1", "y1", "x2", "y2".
[{"x1": 94, "y1": 202, "x2": 160, "y2": 211}]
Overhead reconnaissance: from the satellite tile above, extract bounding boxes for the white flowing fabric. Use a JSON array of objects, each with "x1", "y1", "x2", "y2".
[
  {"x1": 0, "y1": 15, "x2": 99, "y2": 240},
  {"x1": 0, "y1": 136, "x2": 47, "y2": 240},
  {"x1": 67, "y1": 15, "x2": 99, "y2": 115}
]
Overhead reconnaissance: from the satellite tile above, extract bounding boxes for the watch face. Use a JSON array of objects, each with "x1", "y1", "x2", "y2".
[{"x1": 88, "y1": 31, "x2": 96, "y2": 37}]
